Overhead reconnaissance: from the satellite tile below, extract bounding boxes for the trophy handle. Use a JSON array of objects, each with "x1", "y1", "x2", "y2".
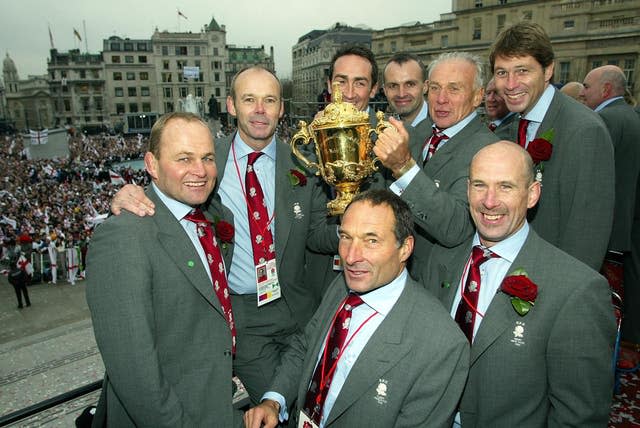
[
  {"x1": 290, "y1": 120, "x2": 320, "y2": 174},
  {"x1": 368, "y1": 110, "x2": 396, "y2": 165}
]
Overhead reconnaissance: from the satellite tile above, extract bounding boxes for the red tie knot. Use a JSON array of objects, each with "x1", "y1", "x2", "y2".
[
  {"x1": 247, "y1": 151, "x2": 263, "y2": 166},
  {"x1": 184, "y1": 208, "x2": 208, "y2": 224}
]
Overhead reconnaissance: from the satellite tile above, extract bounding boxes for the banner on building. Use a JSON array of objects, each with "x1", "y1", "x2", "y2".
[{"x1": 183, "y1": 66, "x2": 200, "y2": 79}]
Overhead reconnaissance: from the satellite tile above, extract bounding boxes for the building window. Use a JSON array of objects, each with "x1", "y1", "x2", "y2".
[
  {"x1": 64, "y1": 99, "x2": 71, "y2": 111},
  {"x1": 497, "y1": 15, "x2": 506, "y2": 34},
  {"x1": 128, "y1": 87, "x2": 137, "y2": 97},
  {"x1": 473, "y1": 17, "x2": 482, "y2": 40},
  {"x1": 390, "y1": 41, "x2": 397, "y2": 53},
  {"x1": 624, "y1": 58, "x2": 635, "y2": 87},
  {"x1": 81, "y1": 98, "x2": 90, "y2": 112},
  {"x1": 79, "y1": 70, "x2": 86, "y2": 79},
  {"x1": 564, "y1": 20, "x2": 575, "y2": 29},
  {"x1": 213, "y1": 60, "x2": 221, "y2": 69},
  {"x1": 213, "y1": 47, "x2": 219, "y2": 56},
  {"x1": 110, "y1": 42, "x2": 121, "y2": 51},
  {"x1": 163, "y1": 87, "x2": 173, "y2": 98},
  {"x1": 195, "y1": 60, "x2": 201, "y2": 68},
  {"x1": 175, "y1": 46, "x2": 188, "y2": 55},
  {"x1": 116, "y1": 103, "x2": 125, "y2": 114},
  {"x1": 92, "y1": 70, "x2": 99, "y2": 79},
  {"x1": 559, "y1": 61, "x2": 570, "y2": 85},
  {"x1": 195, "y1": 46, "x2": 201, "y2": 56},
  {"x1": 129, "y1": 103, "x2": 139, "y2": 113},
  {"x1": 111, "y1": 55, "x2": 121, "y2": 63},
  {"x1": 215, "y1": 87, "x2": 221, "y2": 96},
  {"x1": 115, "y1": 87, "x2": 124, "y2": 97},
  {"x1": 140, "y1": 72, "x2": 149, "y2": 80},
  {"x1": 165, "y1": 101, "x2": 174, "y2": 113},
  {"x1": 138, "y1": 55, "x2": 147, "y2": 63},
  {"x1": 522, "y1": 10, "x2": 532, "y2": 21},
  {"x1": 162, "y1": 73, "x2": 172, "y2": 83},
  {"x1": 95, "y1": 98, "x2": 103, "y2": 111},
  {"x1": 592, "y1": 60, "x2": 603, "y2": 68},
  {"x1": 113, "y1": 72, "x2": 122, "y2": 80},
  {"x1": 179, "y1": 87, "x2": 188, "y2": 97},
  {"x1": 214, "y1": 72, "x2": 220, "y2": 82},
  {"x1": 475, "y1": 0, "x2": 482, "y2": 7},
  {"x1": 125, "y1": 55, "x2": 134, "y2": 64},
  {"x1": 140, "y1": 87, "x2": 149, "y2": 97},
  {"x1": 608, "y1": 59, "x2": 619, "y2": 66},
  {"x1": 196, "y1": 87, "x2": 204, "y2": 97},
  {"x1": 163, "y1": 60, "x2": 170, "y2": 70},
  {"x1": 162, "y1": 46, "x2": 168, "y2": 56},
  {"x1": 137, "y1": 43, "x2": 147, "y2": 51},
  {"x1": 499, "y1": 0, "x2": 507, "y2": 3},
  {"x1": 124, "y1": 42, "x2": 133, "y2": 51},
  {"x1": 441, "y1": 35, "x2": 449, "y2": 48},
  {"x1": 126, "y1": 72, "x2": 135, "y2": 80},
  {"x1": 142, "y1": 102, "x2": 151, "y2": 112}
]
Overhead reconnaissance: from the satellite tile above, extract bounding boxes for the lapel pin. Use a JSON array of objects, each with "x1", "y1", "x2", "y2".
[
  {"x1": 293, "y1": 202, "x2": 304, "y2": 219},
  {"x1": 187, "y1": 260, "x2": 195, "y2": 267},
  {"x1": 442, "y1": 281, "x2": 450, "y2": 288},
  {"x1": 374, "y1": 379, "x2": 388, "y2": 405}
]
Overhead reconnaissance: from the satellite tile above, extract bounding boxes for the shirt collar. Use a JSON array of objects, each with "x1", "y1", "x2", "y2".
[
  {"x1": 494, "y1": 111, "x2": 516, "y2": 126},
  {"x1": 151, "y1": 182, "x2": 194, "y2": 221},
  {"x1": 410, "y1": 101, "x2": 429, "y2": 127},
  {"x1": 232, "y1": 131, "x2": 277, "y2": 162},
  {"x1": 472, "y1": 222, "x2": 530, "y2": 264},
  {"x1": 440, "y1": 111, "x2": 477, "y2": 137},
  {"x1": 356, "y1": 268, "x2": 408, "y2": 316},
  {"x1": 522, "y1": 85, "x2": 555, "y2": 123},
  {"x1": 595, "y1": 96, "x2": 623, "y2": 112}
]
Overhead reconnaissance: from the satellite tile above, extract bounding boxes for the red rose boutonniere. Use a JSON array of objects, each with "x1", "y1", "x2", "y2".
[
  {"x1": 500, "y1": 267, "x2": 538, "y2": 316},
  {"x1": 288, "y1": 168, "x2": 307, "y2": 187},
  {"x1": 214, "y1": 218, "x2": 234, "y2": 249},
  {"x1": 527, "y1": 128, "x2": 554, "y2": 182}
]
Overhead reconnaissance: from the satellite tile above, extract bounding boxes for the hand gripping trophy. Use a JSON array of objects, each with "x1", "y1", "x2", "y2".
[{"x1": 290, "y1": 83, "x2": 392, "y2": 215}]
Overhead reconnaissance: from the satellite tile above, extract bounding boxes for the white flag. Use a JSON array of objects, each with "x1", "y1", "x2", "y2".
[{"x1": 109, "y1": 170, "x2": 126, "y2": 185}]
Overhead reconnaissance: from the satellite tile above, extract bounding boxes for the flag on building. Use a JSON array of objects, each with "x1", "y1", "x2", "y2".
[
  {"x1": 177, "y1": 9, "x2": 188, "y2": 19},
  {"x1": 109, "y1": 170, "x2": 126, "y2": 185},
  {"x1": 30, "y1": 129, "x2": 48, "y2": 145},
  {"x1": 48, "y1": 25, "x2": 55, "y2": 49},
  {"x1": 73, "y1": 28, "x2": 82, "y2": 41}
]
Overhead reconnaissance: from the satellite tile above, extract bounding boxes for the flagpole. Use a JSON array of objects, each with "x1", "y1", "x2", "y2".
[{"x1": 83, "y1": 20, "x2": 88, "y2": 53}]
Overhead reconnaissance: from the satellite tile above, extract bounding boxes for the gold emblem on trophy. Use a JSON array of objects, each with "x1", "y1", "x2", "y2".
[{"x1": 290, "y1": 83, "x2": 392, "y2": 215}]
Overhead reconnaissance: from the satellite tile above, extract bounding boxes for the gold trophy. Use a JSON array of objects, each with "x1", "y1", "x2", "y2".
[{"x1": 290, "y1": 83, "x2": 392, "y2": 215}]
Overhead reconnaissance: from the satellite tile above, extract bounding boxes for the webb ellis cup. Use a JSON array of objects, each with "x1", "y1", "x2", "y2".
[{"x1": 290, "y1": 83, "x2": 392, "y2": 215}]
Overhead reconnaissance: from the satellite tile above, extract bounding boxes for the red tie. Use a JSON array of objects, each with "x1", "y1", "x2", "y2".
[
  {"x1": 184, "y1": 208, "x2": 236, "y2": 353},
  {"x1": 517, "y1": 118, "x2": 530, "y2": 148},
  {"x1": 454, "y1": 246, "x2": 498, "y2": 342},
  {"x1": 423, "y1": 128, "x2": 449, "y2": 165},
  {"x1": 488, "y1": 122, "x2": 497, "y2": 132},
  {"x1": 303, "y1": 294, "x2": 365, "y2": 424},
  {"x1": 245, "y1": 152, "x2": 275, "y2": 265}
]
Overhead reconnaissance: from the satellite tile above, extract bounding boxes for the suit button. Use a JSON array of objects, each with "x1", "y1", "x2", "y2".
[{"x1": 224, "y1": 350, "x2": 232, "y2": 356}]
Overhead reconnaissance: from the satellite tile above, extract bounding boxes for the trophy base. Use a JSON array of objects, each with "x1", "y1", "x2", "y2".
[{"x1": 327, "y1": 183, "x2": 360, "y2": 216}]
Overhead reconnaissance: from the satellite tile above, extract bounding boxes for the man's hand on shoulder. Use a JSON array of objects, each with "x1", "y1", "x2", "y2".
[
  {"x1": 111, "y1": 184, "x2": 155, "y2": 217},
  {"x1": 243, "y1": 399, "x2": 280, "y2": 428}
]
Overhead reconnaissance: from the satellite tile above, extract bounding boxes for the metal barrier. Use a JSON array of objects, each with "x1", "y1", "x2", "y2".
[
  {"x1": 0, "y1": 380, "x2": 102, "y2": 427},
  {"x1": 29, "y1": 246, "x2": 83, "y2": 283}
]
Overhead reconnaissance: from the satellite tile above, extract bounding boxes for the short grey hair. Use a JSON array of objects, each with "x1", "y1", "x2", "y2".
[{"x1": 427, "y1": 51, "x2": 485, "y2": 90}]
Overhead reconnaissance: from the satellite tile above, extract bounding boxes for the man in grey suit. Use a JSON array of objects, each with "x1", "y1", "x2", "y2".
[
  {"x1": 382, "y1": 53, "x2": 429, "y2": 130},
  {"x1": 484, "y1": 78, "x2": 516, "y2": 132},
  {"x1": 425, "y1": 141, "x2": 615, "y2": 427},
  {"x1": 581, "y1": 65, "x2": 640, "y2": 344},
  {"x1": 87, "y1": 112, "x2": 243, "y2": 426},
  {"x1": 111, "y1": 67, "x2": 339, "y2": 403},
  {"x1": 490, "y1": 22, "x2": 615, "y2": 270},
  {"x1": 245, "y1": 189, "x2": 469, "y2": 428},
  {"x1": 375, "y1": 52, "x2": 499, "y2": 283}
]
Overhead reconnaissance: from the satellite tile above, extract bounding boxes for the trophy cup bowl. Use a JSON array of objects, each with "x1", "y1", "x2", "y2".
[{"x1": 290, "y1": 83, "x2": 392, "y2": 215}]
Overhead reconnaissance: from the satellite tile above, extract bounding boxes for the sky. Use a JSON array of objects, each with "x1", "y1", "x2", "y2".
[{"x1": 2, "y1": 0, "x2": 451, "y2": 80}]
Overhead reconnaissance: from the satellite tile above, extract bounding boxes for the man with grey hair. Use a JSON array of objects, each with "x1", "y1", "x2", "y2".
[
  {"x1": 582, "y1": 65, "x2": 640, "y2": 344},
  {"x1": 375, "y1": 51, "x2": 499, "y2": 283}
]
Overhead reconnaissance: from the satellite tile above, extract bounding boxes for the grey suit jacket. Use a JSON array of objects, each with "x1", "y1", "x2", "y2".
[
  {"x1": 496, "y1": 90, "x2": 615, "y2": 270},
  {"x1": 403, "y1": 115, "x2": 499, "y2": 282},
  {"x1": 598, "y1": 98, "x2": 640, "y2": 252},
  {"x1": 214, "y1": 135, "x2": 339, "y2": 328},
  {"x1": 270, "y1": 275, "x2": 470, "y2": 427},
  {"x1": 87, "y1": 188, "x2": 243, "y2": 427},
  {"x1": 425, "y1": 229, "x2": 616, "y2": 428}
]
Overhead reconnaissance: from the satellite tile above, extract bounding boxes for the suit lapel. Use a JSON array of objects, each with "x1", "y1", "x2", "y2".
[
  {"x1": 214, "y1": 135, "x2": 233, "y2": 192},
  {"x1": 324, "y1": 280, "x2": 418, "y2": 425},
  {"x1": 470, "y1": 231, "x2": 542, "y2": 365},
  {"x1": 274, "y1": 139, "x2": 296, "y2": 272},
  {"x1": 148, "y1": 190, "x2": 226, "y2": 316}
]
